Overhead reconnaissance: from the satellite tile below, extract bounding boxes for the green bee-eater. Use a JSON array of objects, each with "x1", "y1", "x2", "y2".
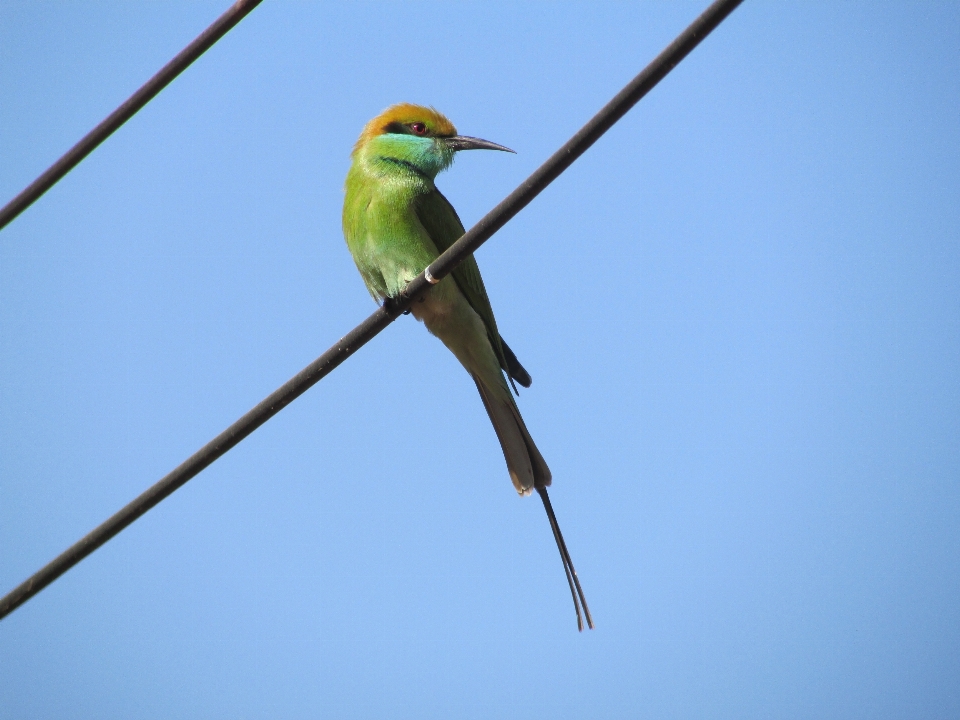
[{"x1": 342, "y1": 103, "x2": 592, "y2": 630}]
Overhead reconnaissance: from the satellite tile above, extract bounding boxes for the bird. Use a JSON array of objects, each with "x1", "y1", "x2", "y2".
[{"x1": 342, "y1": 103, "x2": 592, "y2": 630}]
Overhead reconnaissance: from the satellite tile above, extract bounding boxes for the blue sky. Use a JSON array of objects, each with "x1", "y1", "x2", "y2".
[{"x1": 2, "y1": 1, "x2": 959, "y2": 717}]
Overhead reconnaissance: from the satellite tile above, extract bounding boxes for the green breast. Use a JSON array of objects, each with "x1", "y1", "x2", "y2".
[{"x1": 343, "y1": 159, "x2": 439, "y2": 299}]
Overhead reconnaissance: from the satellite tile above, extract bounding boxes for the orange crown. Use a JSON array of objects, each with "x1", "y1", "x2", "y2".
[{"x1": 352, "y1": 103, "x2": 457, "y2": 155}]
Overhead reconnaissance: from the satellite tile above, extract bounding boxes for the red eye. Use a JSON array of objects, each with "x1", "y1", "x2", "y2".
[{"x1": 410, "y1": 122, "x2": 427, "y2": 135}]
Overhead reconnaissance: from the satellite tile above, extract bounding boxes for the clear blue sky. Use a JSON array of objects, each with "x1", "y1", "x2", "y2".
[{"x1": 2, "y1": 2, "x2": 958, "y2": 717}]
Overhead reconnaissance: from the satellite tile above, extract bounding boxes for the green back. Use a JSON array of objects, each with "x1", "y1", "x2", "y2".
[{"x1": 413, "y1": 189, "x2": 509, "y2": 373}]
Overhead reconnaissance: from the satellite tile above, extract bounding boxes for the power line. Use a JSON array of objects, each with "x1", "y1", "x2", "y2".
[
  {"x1": 0, "y1": 0, "x2": 263, "y2": 233},
  {"x1": 0, "y1": 0, "x2": 745, "y2": 621}
]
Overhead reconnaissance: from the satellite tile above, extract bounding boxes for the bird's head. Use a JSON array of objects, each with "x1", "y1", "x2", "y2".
[{"x1": 352, "y1": 103, "x2": 514, "y2": 179}]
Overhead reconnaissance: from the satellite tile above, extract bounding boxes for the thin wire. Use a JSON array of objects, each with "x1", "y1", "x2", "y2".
[
  {"x1": 0, "y1": 0, "x2": 745, "y2": 621},
  {"x1": 0, "y1": 0, "x2": 263, "y2": 233}
]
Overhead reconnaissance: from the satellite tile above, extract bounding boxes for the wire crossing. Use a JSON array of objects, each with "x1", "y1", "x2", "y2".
[
  {"x1": 0, "y1": 0, "x2": 745, "y2": 621},
  {"x1": 0, "y1": 0, "x2": 263, "y2": 232}
]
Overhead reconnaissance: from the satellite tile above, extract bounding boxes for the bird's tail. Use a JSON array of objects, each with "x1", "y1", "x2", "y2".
[
  {"x1": 472, "y1": 372, "x2": 594, "y2": 630},
  {"x1": 471, "y1": 373, "x2": 550, "y2": 495}
]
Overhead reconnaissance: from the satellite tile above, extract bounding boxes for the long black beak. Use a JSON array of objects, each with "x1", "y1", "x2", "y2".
[{"x1": 445, "y1": 135, "x2": 516, "y2": 153}]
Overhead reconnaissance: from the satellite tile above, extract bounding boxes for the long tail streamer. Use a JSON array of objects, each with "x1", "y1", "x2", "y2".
[{"x1": 538, "y1": 488, "x2": 594, "y2": 631}]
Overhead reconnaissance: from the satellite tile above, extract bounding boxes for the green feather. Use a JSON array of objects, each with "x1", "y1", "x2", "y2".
[
  {"x1": 342, "y1": 105, "x2": 548, "y2": 492},
  {"x1": 412, "y1": 189, "x2": 511, "y2": 379},
  {"x1": 340, "y1": 105, "x2": 593, "y2": 631}
]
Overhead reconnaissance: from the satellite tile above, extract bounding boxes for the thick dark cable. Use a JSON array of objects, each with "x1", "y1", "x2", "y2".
[
  {"x1": 0, "y1": 0, "x2": 263, "y2": 232},
  {"x1": 0, "y1": 0, "x2": 744, "y2": 620},
  {"x1": 414, "y1": 0, "x2": 745, "y2": 297}
]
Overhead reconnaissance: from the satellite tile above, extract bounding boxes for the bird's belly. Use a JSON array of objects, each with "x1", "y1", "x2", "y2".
[
  {"x1": 410, "y1": 278, "x2": 499, "y2": 380},
  {"x1": 409, "y1": 278, "x2": 459, "y2": 329},
  {"x1": 357, "y1": 229, "x2": 437, "y2": 299}
]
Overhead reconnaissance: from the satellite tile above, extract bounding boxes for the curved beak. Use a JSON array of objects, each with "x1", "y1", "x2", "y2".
[{"x1": 444, "y1": 135, "x2": 516, "y2": 153}]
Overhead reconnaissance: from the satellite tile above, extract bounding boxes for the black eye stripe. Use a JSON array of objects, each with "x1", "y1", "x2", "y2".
[{"x1": 383, "y1": 121, "x2": 431, "y2": 137}]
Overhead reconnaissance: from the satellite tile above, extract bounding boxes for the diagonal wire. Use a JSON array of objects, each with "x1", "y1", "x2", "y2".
[
  {"x1": 0, "y1": 0, "x2": 263, "y2": 232},
  {"x1": 0, "y1": 0, "x2": 745, "y2": 621}
]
